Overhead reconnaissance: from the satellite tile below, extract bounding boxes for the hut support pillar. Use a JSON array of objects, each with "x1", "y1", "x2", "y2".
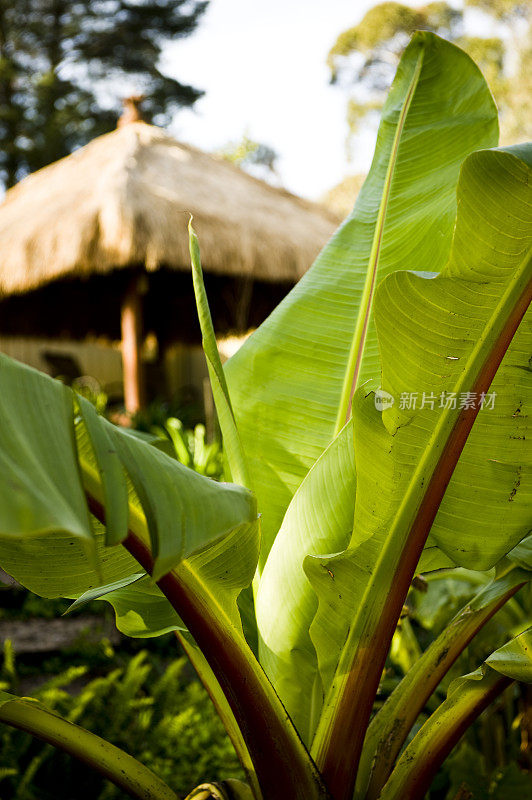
[{"x1": 121, "y1": 274, "x2": 144, "y2": 415}]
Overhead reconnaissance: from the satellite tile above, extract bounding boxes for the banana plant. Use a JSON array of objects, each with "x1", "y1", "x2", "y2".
[{"x1": 0, "y1": 31, "x2": 531, "y2": 800}]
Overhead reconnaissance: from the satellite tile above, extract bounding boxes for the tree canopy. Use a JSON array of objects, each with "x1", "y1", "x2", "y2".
[
  {"x1": 0, "y1": 0, "x2": 208, "y2": 188},
  {"x1": 216, "y1": 133, "x2": 279, "y2": 183},
  {"x1": 328, "y1": 0, "x2": 531, "y2": 154}
]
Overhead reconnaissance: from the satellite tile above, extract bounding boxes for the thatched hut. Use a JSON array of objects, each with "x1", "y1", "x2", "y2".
[{"x1": 0, "y1": 118, "x2": 338, "y2": 412}]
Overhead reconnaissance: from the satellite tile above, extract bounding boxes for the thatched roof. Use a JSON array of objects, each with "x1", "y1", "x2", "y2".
[{"x1": 0, "y1": 122, "x2": 338, "y2": 297}]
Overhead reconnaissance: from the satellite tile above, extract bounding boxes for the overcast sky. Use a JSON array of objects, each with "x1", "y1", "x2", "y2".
[{"x1": 163, "y1": 0, "x2": 487, "y2": 200}]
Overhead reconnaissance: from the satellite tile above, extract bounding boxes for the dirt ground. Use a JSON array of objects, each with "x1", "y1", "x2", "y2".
[{"x1": 0, "y1": 615, "x2": 121, "y2": 654}]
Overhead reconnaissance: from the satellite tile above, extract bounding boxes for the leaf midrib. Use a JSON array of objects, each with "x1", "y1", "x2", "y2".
[{"x1": 333, "y1": 45, "x2": 425, "y2": 436}]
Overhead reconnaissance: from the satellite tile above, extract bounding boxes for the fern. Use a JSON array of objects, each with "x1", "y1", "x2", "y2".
[{"x1": 0, "y1": 643, "x2": 243, "y2": 799}]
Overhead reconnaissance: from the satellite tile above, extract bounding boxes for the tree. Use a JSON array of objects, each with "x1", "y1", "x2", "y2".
[
  {"x1": 328, "y1": 0, "x2": 531, "y2": 156},
  {"x1": 0, "y1": 0, "x2": 208, "y2": 188},
  {"x1": 216, "y1": 132, "x2": 279, "y2": 183}
]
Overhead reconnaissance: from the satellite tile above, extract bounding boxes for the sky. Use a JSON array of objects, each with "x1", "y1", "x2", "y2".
[
  {"x1": 162, "y1": 0, "x2": 402, "y2": 200},
  {"x1": 162, "y1": 0, "x2": 496, "y2": 201}
]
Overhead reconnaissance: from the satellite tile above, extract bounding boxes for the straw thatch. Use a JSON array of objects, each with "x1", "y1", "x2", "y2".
[{"x1": 0, "y1": 122, "x2": 338, "y2": 297}]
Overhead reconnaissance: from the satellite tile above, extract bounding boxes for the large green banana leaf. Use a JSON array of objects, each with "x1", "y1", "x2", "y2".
[
  {"x1": 375, "y1": 146, "x2": 532, "y2": 568},
  {"x1": 255, "y1": 141, "x2": 531, "y2": 741},
  {"x1": 0, "y1": 355, "x2": 258, "y2": 634},
  {"x1": 255, "y1": 417, "x2": 451, "y2": 743},
  {"x1": 307, "y1": 144, "x2": 531, "y2": 753},
  {"x1": 255, "y1": 421, "x2": 356, "y2": 741},
  {"x1": 0, "y1": 356, "x2": 326, "y2": 800},
  {"x1": 0, "y1": 358, "x2": 134, "y2": 595},
  {"x1": 225, "y1": 32, "x2": 498, "y2": 567}
]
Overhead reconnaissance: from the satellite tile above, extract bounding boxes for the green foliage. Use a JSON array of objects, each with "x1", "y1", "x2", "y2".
[
  {"x1": 217, "y1": 133, "x2": 278, "y2": 175},
  {"x1": 0, "y1": 0, "x2": 208, "y2": 188},
  {"x1": 437, "y1": 742, "x2": 532, "y2": 799},
  {"x1": 0, "y1": 588, "x2": 69, "y2": 622},
  {"x1": 328, "y1": 2, "x2": 426, "y2": 67},
  {"x1": 158, "y1": 420, "x2": 224, "y2": 480},
  {"x1": 72, "y1": 379, "x2": 109, "y2": 418},
  {"x1": 131, "y1": 395, "x2": 205, "y2": 435},
  {"x1": 465, "y1": 0, "x2": 530, "y2": 19},
  {"x1": 0, "y1": 646, "x2": 242, "y2": 799},
  {"x1": 0, "y1": 32, "x2": 530, "y2": 800},
  {"x1": 328, "y1": 1, "x2": 461, "y2": 74},
  {"x1": 328, "y1": 1, "x2": 531, "y2": 154},
  {"x1": 226, "y1": 32, "x2": 499, "y2": 568},
  {"x1": 75, "y1": 382, "x2": 224, "y2": 480}
]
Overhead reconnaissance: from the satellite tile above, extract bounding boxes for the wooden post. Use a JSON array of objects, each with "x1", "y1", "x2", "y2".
[
  {"x1": 235, "y1": 276, "x2": 254, "y2": 330},
  {"x1": 121, "y1": 274, "x2": 144, "y2": 415}
]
